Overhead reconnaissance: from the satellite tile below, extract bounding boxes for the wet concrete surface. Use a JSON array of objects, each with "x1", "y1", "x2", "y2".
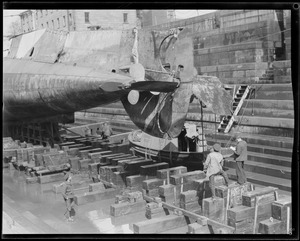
[{"x1": 2, "y1": 168, "x2": 150, "y2": 235}]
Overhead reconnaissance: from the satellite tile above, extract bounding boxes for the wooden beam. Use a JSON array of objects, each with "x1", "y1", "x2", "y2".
[{"x1": 143, "y1": 194, "x2": 207, "y2": 225}]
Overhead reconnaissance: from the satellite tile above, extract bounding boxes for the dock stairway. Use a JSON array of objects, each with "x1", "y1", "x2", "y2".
[{"x1": 218, "y1": 85, "x2": 251, "y2": 133}]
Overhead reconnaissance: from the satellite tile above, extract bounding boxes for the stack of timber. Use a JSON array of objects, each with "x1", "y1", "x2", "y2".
[{"x1": 110, "y1": 190, "x2": 146, "y2": 217}]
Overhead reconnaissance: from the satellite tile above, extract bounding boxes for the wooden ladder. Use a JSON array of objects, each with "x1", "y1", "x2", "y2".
[{"x1": 218, "y1": 85, "x2": 251, "y2": 133}]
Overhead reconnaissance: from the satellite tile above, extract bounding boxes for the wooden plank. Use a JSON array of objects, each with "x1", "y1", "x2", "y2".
[
  {"x1": 170, "y1": 171, "x2": 206, "y2": 185},
  {"x1": 99, "y1": 153, "x2": 126, "y2": 162},
  {"x1": 38, "y1": 172, "x2": 65, "y2": 184},
  {"x1": 143, "y1": 194, "x2": 208, "y2": 225},
  {"x1": 88, "y1": 150, "x2": 113, "y2": 162},
  {"x1": 140, "y1": 162, "x2": 169, "y2": 176},
  {"x1": 110, "y1": 200, "x2": 146, "y2": 217},
  {"x1": 74, "y1": 188, "x2": 118, "y2": 205},
  {"x1": 156, "y1": 166, "x2": 188, "y2": 179},
  {"x1": 132, "y1": 214, "x2": 190, "y2": 234},
  {"x1": 124, "y1": 159, "x2": 154, "y2": 174}
]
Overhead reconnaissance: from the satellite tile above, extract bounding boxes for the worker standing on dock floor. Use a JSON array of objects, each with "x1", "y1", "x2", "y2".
[
  {"x1": 203, "y1": 143, "x2": 229, "y2": 202},
  {"x1": 60, "y1": 172, "x2": 76, "y2": 222},
  {"x1": 230, "y1": 133, "x2": 248, "y2": 185}
]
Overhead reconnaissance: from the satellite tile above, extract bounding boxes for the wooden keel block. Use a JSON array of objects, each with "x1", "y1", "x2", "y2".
[
  {"x1": 156, "y1": 166, "x2": 188, "y2": 179},
  {"x1": 140, "y1": 162, "x2": 169, "y2": 176},
  {"x1": 170, "y1": 171, "x2": 206, "y2": 185},
  {"x1": 207, "y1": 219, "x2": 235, "y2": 234},
  {"x1": 132, "y1": 214, "x2": 189, "y2": 234},
  {"x1": 272, "y1": 196, "x2": 292, "y2": 221},
  {"x1": 158, "y1": 184, "x2": 176, "y2": 196},
  {"x1": 126, "y1": 175, "x2": 146, "y2": 188},
  {"x1": 110, "y1": 200, "x2": 146, "y2": 217},
  {"x1": 79, "y1": 150, "x2": 90, "y2": 159},
  {"x1": 38, "y1": 172, "x2": 65, "y2": 184},
  {"x1": 68, "y1": 157, "x2": 80, "y2": 170},
  {"x1": 100, "y1": 153, "x2": 126, "y2": 163},
  {"x1": 111, "y1": 171, "x2": 129, "y2": 187},
  {"x1": 142, "y1": 188, "x2": 160, "y2": 198},
  {"x1": 88, "y1": 151, "x2": 112, "y2": 162},
  {"x1": 258, "y1": 218, "x2": 285, "y2": 234},
  {"x1": 180, "y1": 190, "x2": 198, "y2": 203},
  {"x1": 142, "y1": 178, "x2": 165, "y2": 190},
  {"x1": 188, "y1": 223, "x2": 210, "y2": 234},
  {"x1": 66, "y1": 148, "x2": 79, "y2": 157},
  {"x1": 180, "y1": 200, "x2": 201, "y2": 212},
  {"x1": 104, "y1": 166, "x2": 123, "y2": 182},
  {"x1": 74, "y1": 188, "x2": 117, "y2": 205},
  {"x1": 202, "y1": 197, "x2": 225, "y2": 223},
  {"x1": 89, "y1": 182, "x2": 106, "y2": 192},
  {"x1": 78, "y1": 159, "x2": 93, "y2": 171},
  {"x1": 242, "y1": 186, "x2": 278, "y2": 207},
  {"x1": 124, "y1": 159, "x2": 153, "y2": 174},
  {"x1": 26, "y1": 176, "x2": 38, "y2": 184},
  {"x1": 107, "y1": 154, "x2": 133, "y2": 164}
]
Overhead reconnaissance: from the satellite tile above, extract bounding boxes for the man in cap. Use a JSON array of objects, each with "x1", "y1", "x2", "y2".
[
  {"x1": 60, "y1": 172, "x2": 76, "y2": 222},
  {"x1": 230, "y1": 132, "x2": 247, "y2": 185},
  {"x1": 203, "y1": 143, "x2": 229, "y2": 201}
]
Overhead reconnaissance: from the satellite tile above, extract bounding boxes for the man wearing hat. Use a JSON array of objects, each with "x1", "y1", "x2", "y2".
[
  {"x1": 60, "y1": 172, "x2": 76, "y2": 222},
  {"x1": 230, "y1": 133, "x2": 247, "y2": 185},
  {"x1": 203, "y1": 143, "x2": 229, "y2": 201}
]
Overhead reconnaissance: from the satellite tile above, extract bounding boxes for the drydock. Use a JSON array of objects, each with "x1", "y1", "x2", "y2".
[
  {"x1": 3, "y1": 8, "x2": 296, "y2": 236},
  {"x1": 3, "y1": 121, "x2": 292, "y2": 235}
]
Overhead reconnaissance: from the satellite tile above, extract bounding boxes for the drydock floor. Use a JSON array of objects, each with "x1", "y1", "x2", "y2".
[{"x1": 3, "y1": 168, "x2": 191, "y2": 235}]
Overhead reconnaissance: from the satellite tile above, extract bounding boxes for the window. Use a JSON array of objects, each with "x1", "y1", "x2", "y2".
[
  {"x1": 57, "y1": 18, "x2": 60, "y2": 28},
  {"x1": 85, "y1": 12, "x2": 90, "y2": 23},
  {"x1": 123, "y1": 13, "x2": 128, "y2": 23},
  {"x1": 63, "y1": 16, "x2": 66, "y2": 26}
]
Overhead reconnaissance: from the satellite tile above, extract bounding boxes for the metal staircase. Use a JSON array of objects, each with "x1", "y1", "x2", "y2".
[{"x1": 218, "y1": 85, "x2": 251, "y2": 133}]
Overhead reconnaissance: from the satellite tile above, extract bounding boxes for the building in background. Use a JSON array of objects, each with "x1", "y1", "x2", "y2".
[
  {"x1": 141, "y1": 10, "x2": 175, "y2": 28},
  {"x1": 19, "y1": 10, "x2": 141, "y2": 33}
]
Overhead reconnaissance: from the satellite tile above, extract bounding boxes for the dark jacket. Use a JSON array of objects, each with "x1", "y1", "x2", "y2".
[{"x1": 234, "y1": 140, "x2": 247, "y2": 162}]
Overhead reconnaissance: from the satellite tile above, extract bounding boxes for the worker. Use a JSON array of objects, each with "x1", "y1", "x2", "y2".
[
  {"x1": 230, "y1": 133, "x2": 247, "y2": 185},
  {"x1": 203, "y1": 143, "x2": 229, "y2": 202},
  {"x1": 84, "y1": 126, "x2": 91, "y2": 137},
  {"x1": 60, "y1": 172, "x2": 76, "y2": 222},
  {"x1": 102, "y1": 122, "x2": 113, "y2": 139}
]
